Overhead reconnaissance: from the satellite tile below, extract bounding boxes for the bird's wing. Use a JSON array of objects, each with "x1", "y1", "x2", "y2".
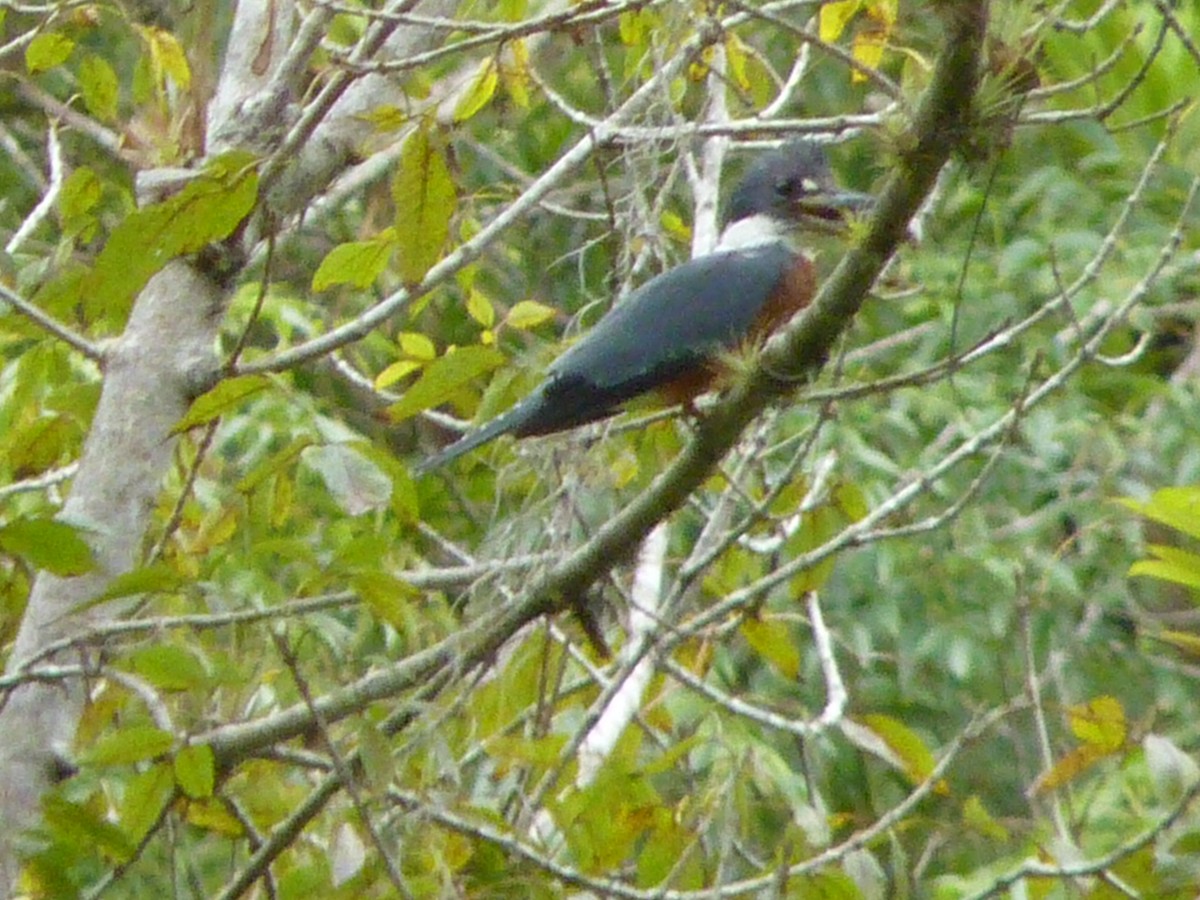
[
  {"x1": 419, "y1": 244, "x2": 796, "y2": 459},
  {"x1": 545, "y1": 244, "x2": 792, "y2": 391}
]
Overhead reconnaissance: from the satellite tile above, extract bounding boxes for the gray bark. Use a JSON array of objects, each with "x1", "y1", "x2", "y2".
[{"x1": 0, "y1": 262, "x2": 224, "y2": 891}]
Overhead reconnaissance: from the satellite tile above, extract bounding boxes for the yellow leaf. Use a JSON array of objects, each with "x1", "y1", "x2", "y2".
[
  {"x1": 1147, "y1": 628, "x2": 1200, "y2": 660},
  {"x1": 1068, "y1": 695, "x2": 1126, "y2": 752},
  {"x1": 398, "y1": 331, "x2": 436, "y2": 360},
  {"x1": 1031, "y1": 744, "x2": 1107, "y2": 795},
  {"x1": 185, "y1": 798, "x2": 244, "y2": 836},
  {"x1": 502, "y1": 39, "x2": 532, "y2": 108},
  {"x1": 851, "y1": 31, "x2": 886, "y2": 83},
  {"x1": 466, "y1": 289, "x2": 496, "y2": 328},
  {"x1": 136, "y1": 25, "x2": 190, "y2": 90},
  {"x1": 819, "y1": 0, "x2": 862, "y2": 42},
  {"x1": 689, "y1": 46, "x2": 714, "y2": 82},
  {"x1": 619, "y1": 9, "x2": 652, "y2": 45},
  {"x1": 453, "y1": 57, "x2": 498, "y2": 123},
  {"x1": 660, "y1": 210, "x2": 691, "y2": 244},
  {"x1": 506, "y1": 300, "x2": 556, "y2": 330},
  {"x1": 360, "y1": 105, "x2": 407, "y2": 132},
  {"x1": 1130, "y1": 544, "x2": 1200, "y2": 591},
  {"x1": 868, "y1": 0, "x2": 899, "y2": 27},
  {"x1": 1120, "y1": 486, "x2": 1200, "y2": 541},
  {"x1": 725, "y1": 35, "x2": 751, "y2": 91},
  {"x1": 376, "y1": 359, "x2": 423, "y2": 389}
]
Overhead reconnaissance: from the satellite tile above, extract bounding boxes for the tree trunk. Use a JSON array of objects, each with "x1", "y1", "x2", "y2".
[{"x1": 0, "y1": 262, "x2": 223, "y2": 893}]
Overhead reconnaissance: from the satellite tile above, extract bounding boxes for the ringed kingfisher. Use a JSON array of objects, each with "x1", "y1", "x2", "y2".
[{"x1": 415, "y1": 140, "x2": 871, "y2": 474}]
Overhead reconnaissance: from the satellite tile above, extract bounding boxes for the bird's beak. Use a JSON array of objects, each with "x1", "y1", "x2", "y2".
[{"x1": 796, "y1": 189, "x2": 875, "y2": 233}]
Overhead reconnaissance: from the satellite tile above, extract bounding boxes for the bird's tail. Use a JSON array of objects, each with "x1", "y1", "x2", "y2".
[{"x1": 412, "y1": 395, "x2": 540, "y2": 475}]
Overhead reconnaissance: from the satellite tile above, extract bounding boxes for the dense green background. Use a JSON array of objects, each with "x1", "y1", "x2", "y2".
[{"x1": 2, "y1": 1, "x2": 1200, "y2": 897}]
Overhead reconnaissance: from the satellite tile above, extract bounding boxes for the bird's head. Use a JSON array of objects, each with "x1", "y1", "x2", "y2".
[{"x1": 719, "y1": 140, "x2": 873, "y2": 249}]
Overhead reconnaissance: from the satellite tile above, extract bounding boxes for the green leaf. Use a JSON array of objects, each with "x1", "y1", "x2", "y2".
[
  {"x1": 86, "y1": 151, "x2": 259, "y2": 322},
  {"x1": 390, "y1": 463, "x2": 420, "y2": 524},
  {"x1": 786, "y1": 505, "x2": 841, "y2": 593},
  {"x1": 58, "y1": 167, "x2": 103, "y2": 240},
  {"x1": 236, "y1": 437, "x2": 313, "y2": 494},
  {"x1": 636, "y1": 810, "x2": 697, "y2": 888},
  {"x1": 43, "y1": 795, "x2": 136, "y2": 863},
  {"x1": 353, "y1": 571, "x2": 418, "y2": 632},
  {"x1": 124, "y1": 644, "x2": 209, "y2": 691},
  {"x1": 312, "y1": 230, "x2": 396, "y2": 291},
  {"x1": 740, "y1": 617, "x2": 801, "y2": 679},
  {"x1": 859, "y1": 714, "x2": 944, "y2": 791},
  {"x1": 79, "y1": 53, "x2": 119, "y2": 121},
  {"x1": 84, "y1": 725, "x2": 175, "y2": 766},
  {"x1": 453, "y1": 57, "x2": 499, "y2": 122},
  {"x1": 5, "y1": 415, "x2": 77, "y2": 477},
  {"x1": 173, "y1": 374, "x2": 270, "y2": 433},
  {"x1": 484, "y1": 734, "x2": 569, "y2": 769},
  {"x1": 26, "y1": 32, "x2": 75, "y2": 74},
  {"x1": 385, "y1": 345, "x2": 505, "y2": 423},
  {"x1": 962, "y1": 794, "x2": 1009, "y2": 842},
  {"x1": 393, "y1": 127, "x2": 456, "y2": 284},
  {"x1": 93, "y1": 562, "x2": 187, "y2": 605},
  {"x1": 0, "y1": 517, "x2": 94, "y2": 576},
  {"x1": 358, "y1": 722, "x2": 396, "y2": 793},
  {"x1": 174, "y1": 744, "x2": 215, "y2": 799},
  {"x1": 834, "y1": 480, "x2": 870, "y2": 522},
  {"x1": 120, "y1": 764, "x2": 176, "y2": 842}
]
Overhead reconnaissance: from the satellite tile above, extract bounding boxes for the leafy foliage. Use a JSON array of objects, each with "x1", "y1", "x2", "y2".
[{"x1": 2, "y1": 1, "x2": 1200, "y2": 898}]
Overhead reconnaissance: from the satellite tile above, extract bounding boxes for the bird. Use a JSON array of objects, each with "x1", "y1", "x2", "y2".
[{"x1": 414, "y1": 140, "x2": 872, "y2": 474}]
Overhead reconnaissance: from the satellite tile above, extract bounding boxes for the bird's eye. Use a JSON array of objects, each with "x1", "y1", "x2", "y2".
[{"x1": 775, "y1": 176, "x2": 821, "y2": 196}]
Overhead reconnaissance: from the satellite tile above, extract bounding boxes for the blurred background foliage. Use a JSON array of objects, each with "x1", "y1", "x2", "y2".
[{"x1": 2, "y1": 0, "x2": 1200, "y2": 897}]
